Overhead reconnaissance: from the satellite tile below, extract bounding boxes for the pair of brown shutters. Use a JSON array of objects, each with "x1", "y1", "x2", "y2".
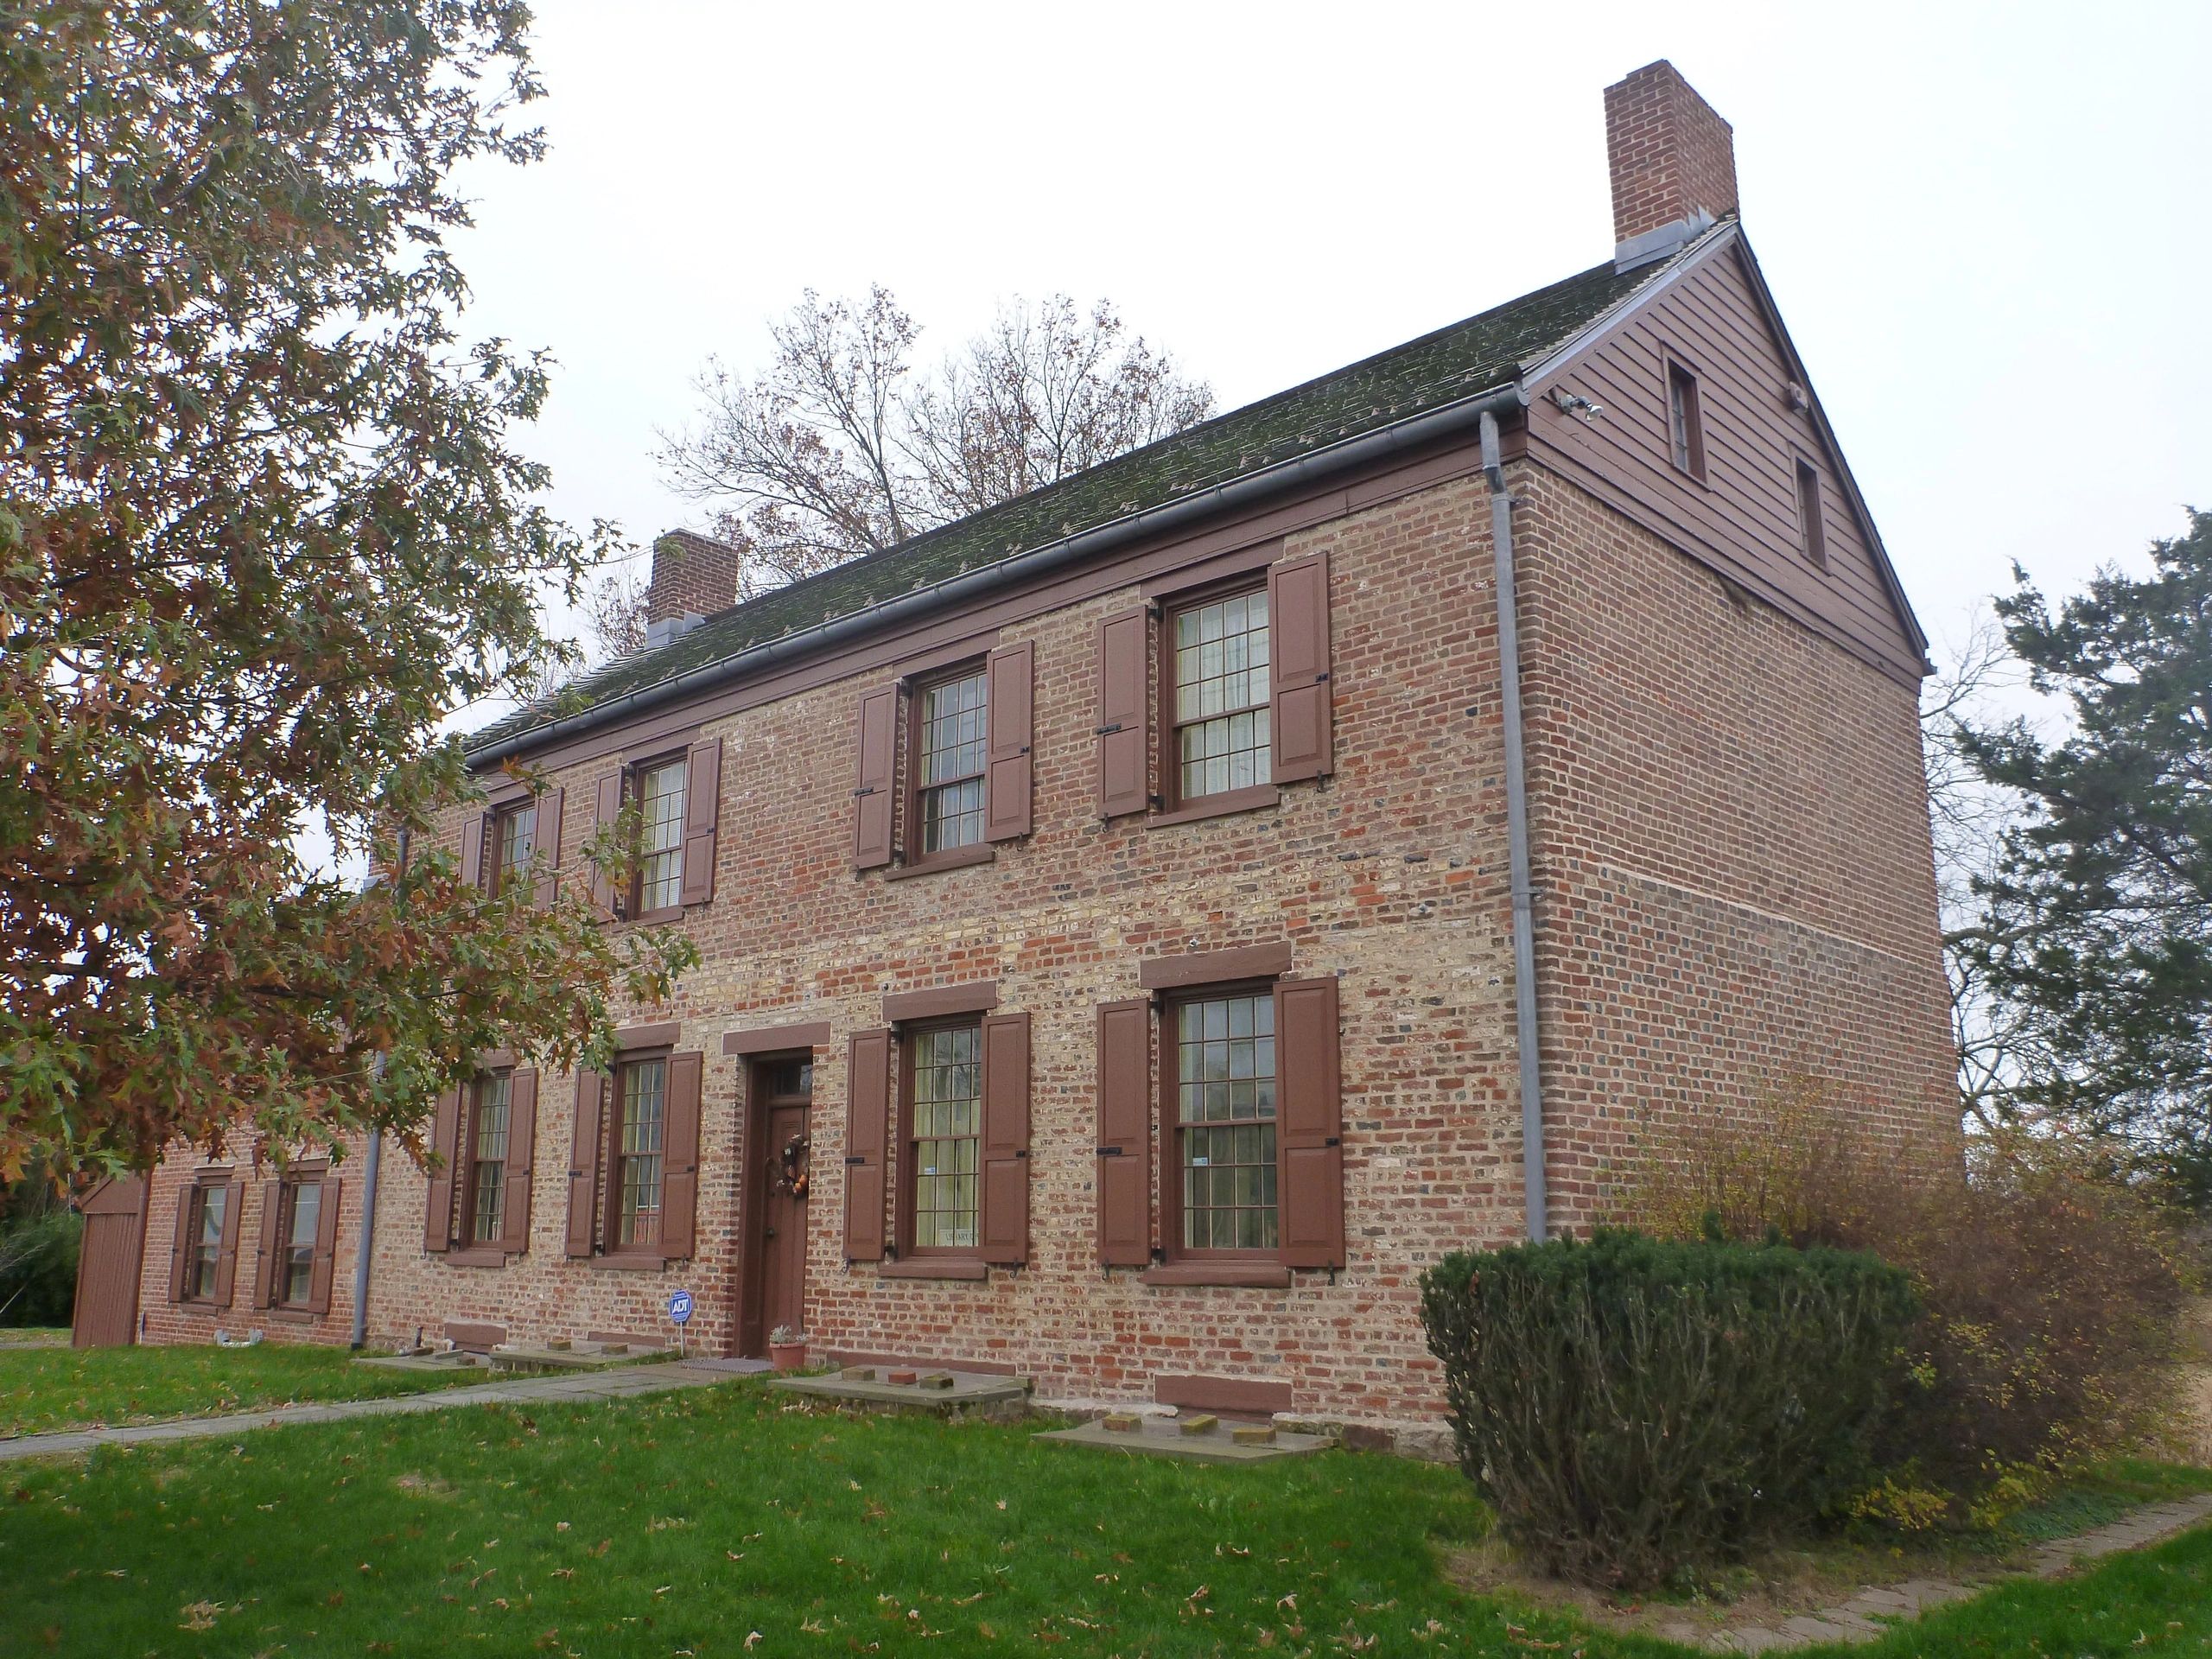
[
  {"x1": 166, "y1": 1179, "x2": 243, "y2": 1306},
  {"x1": 249, "y1": 1176, "x2": 344, "y2": 1314},
  {"x1": 842, "y1": 1014, "x2": 1031, "y2": 1265},
  {"x1": 423, "y1": 1072, "x2": 538, "y2": 1255},
  {"x1": 1096, "y1": 976, "x2": 1344, "y2": 1268},
  {"x1": 461, "y1": 791, "x2": 564, "y2": 904},
  {"x1": 1096, "y1": 550, "x2": 1334, "y2": 817},
  {"x1": 853, "y1": 644, "x2": 1033, "y2": 868},
  {"x1": 564, "y1": 1054, "x2": 704, "y2": 1260}
]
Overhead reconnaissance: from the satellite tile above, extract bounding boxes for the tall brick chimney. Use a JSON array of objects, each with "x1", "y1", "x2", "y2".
[
  {"x1": 644, "y1": 529, "x2": 742, "y2": 648},
  {"x1": 1604, "y1": 60, "x2": 1738, "y2": 265}
]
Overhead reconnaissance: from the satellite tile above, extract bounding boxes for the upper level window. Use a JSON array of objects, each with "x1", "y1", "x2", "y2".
[
  {"x1": 187, "y1": 1182, "x2": 229, "y2": 1300},
  {"x1": 464, "y1": 1073, "x2": 513, "y2": 1246},
  {"x1": 274, "y1": 1179, "x2": 323, "y2": 1308},
  {"x1": 632, "y1": 759, "x2": 687, "y2": 914},
  {"x1": 1173, "y1": 991, "x2": 1278, "y2": 1253},
  {"x1": 1667, "y1": 359, "x2": 1706, "y2": 481},
  {"x1": 1170, "y1": 587, "x2": 1271, "y2": 804},
  {"x1": 905, "y1": 1021, "x2": 982, "y2": 1251},
  {"x1": 914, "y1": 669, "x2": 988, "y2": 855},
  {"x1": 612, "y1": 1056, "x2": 667, "y2": 1249},
  {"x1": 492, "y1": 800, "x2": 537, "y2": 897},
  {"x1": 1795, "y1": 457, "x2": 1828, "y2": 569}
]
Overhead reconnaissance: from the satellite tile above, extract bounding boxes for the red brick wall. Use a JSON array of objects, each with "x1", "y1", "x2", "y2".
[
  {"x1": 1513, "y1": 467, "x2": 1955, "y2": 1224},
  {"x1": 1605, "y1": 60, "x2": 1740, "y2": 246}
]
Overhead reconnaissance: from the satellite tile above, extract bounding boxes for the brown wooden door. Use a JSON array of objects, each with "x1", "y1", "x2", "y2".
[
  {"x1": 741, "y1": 1057, "x2": 812, "y2": 1357},
  {"x1": 71, "y1": 1177, "x2": 147, "y2": 1348}
]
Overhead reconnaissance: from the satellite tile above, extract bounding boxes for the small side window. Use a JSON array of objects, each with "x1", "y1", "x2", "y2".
[
  {"x1": 1667, "y1": 359, "x2": 1707, "y2": 482},
  {"x1": 1795, "y1": 457, "x2": 1827, "y2": 570}
]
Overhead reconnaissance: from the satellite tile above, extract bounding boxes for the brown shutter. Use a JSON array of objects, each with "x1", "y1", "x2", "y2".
[
  {"x1": 533, "y1": 787, "x2": 564, "y2": 909},
  {"x1": 843, "y1": 1028, "x2": 890, "y2": 1261},
  {"x1": 584, "y1": 772, "x2": 622, "y2": 918},
  {"x1": 499, "y1": 1068, "x2": 538, "y2": 1255},
  {"x1": 1268, "y1": 551, "x2": 1333, "y2": 783},
  {"x1": 211, "y1": 1180, "x2": 244, "y2": 1306},
  {"x1": 978, "y1": 1012, "x2": 1031, "y2": 1265},
  {"x1": 661, "y1": 1052, "x2": 703, "y2": 1259},
  {"x1": 1275, "y1": 975, "x2": 1344, "y2": 1268},
  {"x1": 984, "y1": 642, "x2": 1033, "y2": 842},
  {"x1": 1096, "y1": 999, "x2": 1153, "y2": 1266},
  {"x1": 679, "y1": 737, "x2": 721, "y2": 906},
  {"x1": 566, "y1": 1070, "x2": 604, "y2": 1257},
  {"x1": 423, "y1": 1087, "x2": 461, "y2": 1253},
  {"x1": 251, "y1": 1180, "x2": 282, "y2": 1309},
  {"x1": 852, "y1": 687, "x2": 897, "y2": 869},
  {"x1": 167, "y1": 1186, "x2": 194, "y2": 1302},
  {"x1": 1096, "y1": 607, "x2": 1149, "y2": 817},
  {"x1": 307, "y1": 1177, "x2": 343, "y2": 1315},
  {"x1": 458, "y1": 811, "x2": 489, "y2": 892}
]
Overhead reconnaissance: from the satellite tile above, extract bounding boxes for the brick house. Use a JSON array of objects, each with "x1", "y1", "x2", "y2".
[{"x1": 104, "y1": 62, "x2": 1955, "y2": 1442}]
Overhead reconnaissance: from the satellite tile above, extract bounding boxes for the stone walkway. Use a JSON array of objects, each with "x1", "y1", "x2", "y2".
[
  {"x1": 0, "y1": 1360, "x2": 747, "y2": 1464},
  {"x1": 1686, "y1": 1491, "x2": 2212, "y2": 1653}
]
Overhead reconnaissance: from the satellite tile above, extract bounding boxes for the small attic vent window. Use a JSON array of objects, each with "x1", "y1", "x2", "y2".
[
  {"x1": 1796, "y1": 457, "x2": 1828, "y2": 570},
  {"x1": 1666, "y1": 359, "x2": 1706, "y2": 482}
]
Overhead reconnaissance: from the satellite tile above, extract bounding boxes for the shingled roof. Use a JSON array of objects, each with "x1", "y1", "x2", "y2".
[{"x1": 470, "y1": 241, "x2": 1703, "y2": 758}]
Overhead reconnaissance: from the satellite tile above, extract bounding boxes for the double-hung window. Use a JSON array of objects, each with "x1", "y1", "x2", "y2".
[
  {"x1": 463, "y1": 1072, "x2": 513, "y2": 1246},
  {"x1": 632, "y1": 759, "x2": 687, "y2": 915},
  {"x1": 272, "y1": 1179, "x2": 323, "y2": 1309},
  {"x1": 491, "y1": 799, "x2": 537, "y2": 897},
  {"x1": 1666, "y1": 358, "x2": 1707, "y2": 481},
  {"x1": 1168, "y1": 586, "x2": 1271, "y2": 806},
  {"x1": 611, "y1": 1055, "x2": 668, "y2": 1249},
  {"x1": 912, "y1": 669, "x2": 988, "y2": 857},
  {"x1": 904, "y1": 1021, "x2": 982, "y2": 1252},
  {"x1": 186, "y1": 1182, "x2": 229, "y2": 1300},
  {"x1": 1170, "y1": 990, "x2": 1279, "y2": 1253}
]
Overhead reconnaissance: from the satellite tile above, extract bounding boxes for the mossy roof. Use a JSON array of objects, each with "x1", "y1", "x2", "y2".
[{"x1": 471, "y1": 246, "x2": 1689, "y2": 757}]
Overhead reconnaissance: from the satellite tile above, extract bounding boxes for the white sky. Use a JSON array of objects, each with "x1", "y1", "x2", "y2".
[{"x1": 448, "y1": 0, "x2": 2209, "y2": 686}]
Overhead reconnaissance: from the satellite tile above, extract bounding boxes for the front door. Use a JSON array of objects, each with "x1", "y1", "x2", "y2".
[
  {"x1": 72, "y1": 1176, "x2": 147, "y2": 1348},
  {"x1": 742, "y1": 1056, "x2": 812, "y2": 1357}
]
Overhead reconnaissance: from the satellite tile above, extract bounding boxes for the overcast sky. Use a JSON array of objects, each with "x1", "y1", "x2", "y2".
[{"x1": 449, "y1": 0, "x2": 2208, "y2": 689}]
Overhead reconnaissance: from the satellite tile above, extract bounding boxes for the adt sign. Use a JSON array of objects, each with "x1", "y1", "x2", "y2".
[{"x1": 667, "y1": 1289, "x2": 693, "y2": 1326}]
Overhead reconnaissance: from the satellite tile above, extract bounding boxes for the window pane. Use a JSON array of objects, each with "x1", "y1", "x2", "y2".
[
  {"x1": 636, "y1": 760, "x2": 687, "y2": 912},
  {"x1": 192, "y1": 1185, "x2": 226, "y2": 1299},
  {"x1": 495, "y1": 803, "x2": 537, "y2": 894},
  {"x1": 617, "y1": 1059, "x2": 666, "y2": 1247},
  {"x1": 909, "y1": 1024, "x2": 981, "y2": 1249},
  {"x1": 283, "y1": 1182, "x2": 321, "y2": 1306},
  {"x1": 1173, "y1": 591, "x2": 1271, "y2": 802},
  {"x1": 469, "y1": 1074, "x2": 512, "y2": 1244},
  {"x1": 1177, "y1": 995, "x2": 1279, "y2": 1249},
  {"x1": 919, "y1": 671, "x2": 988, "y2": 852}
]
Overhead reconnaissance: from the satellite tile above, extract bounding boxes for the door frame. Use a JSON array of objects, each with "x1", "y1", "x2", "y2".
[{"x1": 734, "y1": 1052, "x2": 813, "y2": 1359}]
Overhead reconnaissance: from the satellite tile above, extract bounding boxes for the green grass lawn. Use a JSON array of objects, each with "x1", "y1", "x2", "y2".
[
  {"x1": 0, "y1": 1343, "x2": 480, "y2": 1438},
  {"x1": 1, "y1": 1380, "x2": 2209, "y2": 1657}
]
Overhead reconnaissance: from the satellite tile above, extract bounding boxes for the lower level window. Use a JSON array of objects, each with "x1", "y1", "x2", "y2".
[
  {"x1": 1175, "y1": 992, "x2": 1278, "y2": 1251},
  {"x1": 188, "y1": 1183, "x2": 229, "y2": 1300},
  {"x1": 276, "y1": 1180, "x2": 322, "y2": 1308},
  {"x1": 466, "y1": 1073, "x2": 513, "y2": 1244},
  {"x1": 614, "y1": 1057, "x2": 667, "y2": 1248},
  {"x1": 907, "y1": 1022, "x2": 980, "y2": 1250}
]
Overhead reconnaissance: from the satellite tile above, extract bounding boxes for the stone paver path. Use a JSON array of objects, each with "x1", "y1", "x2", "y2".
[
  {"x1": 1681, "y1": 1491, "x2": 2212, "y2": 1652},
  {"x1": 0, "y1": 1360, "x2": 746, "y2": 1464}
]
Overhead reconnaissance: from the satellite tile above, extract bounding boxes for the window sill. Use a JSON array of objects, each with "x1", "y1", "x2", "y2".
[
  {"x1": 628, "y1": 903, "x2": 686, "y2": 925},
  {"x1": 1147, "y1": 786, "x2": 1280, "y2": 829},
  {"x1": 265, "y1": 1305, "x2": 320, "y2": 1323},
  {"x1": 1141, "y1": 1262, "x2": 1293, "y2": 1289},
  {"x1": 442, "y1": 1247, "x2": 515, "y2": 1268},
  {"x1": 884, "y1": 844, "x2": 995, "y2": 880},
  {"x1": 876, "y1": 1257, "x2": 990, "y2": 1281},
  {"x1": 588, "y1": 1253, "x2": 677, "y2": 1272}
]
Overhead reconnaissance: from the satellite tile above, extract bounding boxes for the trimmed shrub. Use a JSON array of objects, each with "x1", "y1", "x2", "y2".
[
  {"x1": 1628, "y1": 1082, "x2": 2190, "y2": 1522},
  {"x1": 1420, "y1": 1230, "x2": 1916, "y2": 1588}
]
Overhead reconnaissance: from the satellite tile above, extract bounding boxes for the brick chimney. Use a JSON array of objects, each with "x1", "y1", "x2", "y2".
[
  {"x1": 645, "y1": 529, "x2": 742, "y2": 648},
  {"x1": 1604, "y1": 60, "x2": 1738, "y2": 266}
]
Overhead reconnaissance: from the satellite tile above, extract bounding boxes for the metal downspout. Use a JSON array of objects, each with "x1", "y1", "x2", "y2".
[
  {"x1": 1480, "y1": 410, "x2": 1547, "y2": 1243},
  {"x1": 351, "y1": 827, "x2": 407, "y2": 1349}
]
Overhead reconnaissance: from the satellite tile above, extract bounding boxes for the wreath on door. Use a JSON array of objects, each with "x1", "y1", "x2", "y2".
[{"x1": 773, "y1": 1132, "x2": 810, "y2": 1199}]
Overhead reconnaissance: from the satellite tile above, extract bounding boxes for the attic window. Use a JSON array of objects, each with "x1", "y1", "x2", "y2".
[
  {"x1": 1666, "y1": 359, "x2": 1706, "y2": 481},
  {"x1": 1795, "y1": 457, "x2": 1827, "y2": 570}
]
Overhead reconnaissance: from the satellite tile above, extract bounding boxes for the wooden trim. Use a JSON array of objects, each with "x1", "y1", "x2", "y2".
[
  {"x1": 902, "y1": 657, "x2": 989, "y2": 871},
  {"x1": 588, "y1": 1252, "x2": 673, "y2": 1272},
  {"x1": 442, "y1": 1247, "x2": 512, "y2": 1268},
  {"x1": 880, "y1": 981, "x2": 1000, "y2": 1022},
  {"x1": 444, "y1": 1319, "x2": 506, "y2": 1352},
  {"x1": 1140, "y1": 1262, "x2": 1293, "y2": 1288},
  {"x1": 1147, "y1": 785, "x2": 1279, "y2": 829},
  {"x1": 722, "y1": 1020, "x2": 833, "y2": 1057},
  {"x1": 1140, "y1": 537, "x2": 1281, "y2": 601},
  {"x1": 876, "y1": 1257, "x2": 989, "y2": 1281},
  {"x1": 1137, "y1": 943, "x2": 1293, "y2": 991},
  {"x1": 885, "y1": 843, "x2": 995, "y2": 880},
  {"x1": 1154, "y1": 1374, "x2": 1295, "y2": 1414},
  {"x1": 613, "y1": 1020, "x2": 681, "y2": 1051}
]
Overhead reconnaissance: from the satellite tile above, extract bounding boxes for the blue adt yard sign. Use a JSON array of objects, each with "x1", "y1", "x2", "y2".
[{"x1": 667, "y1": 1289, "x2": 693, "y2": 1325}]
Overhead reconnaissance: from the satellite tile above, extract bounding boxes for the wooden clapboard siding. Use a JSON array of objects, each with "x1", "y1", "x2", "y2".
[{"x1": 1531, "y1": 240, "x2": 1923, "y2": 685}]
